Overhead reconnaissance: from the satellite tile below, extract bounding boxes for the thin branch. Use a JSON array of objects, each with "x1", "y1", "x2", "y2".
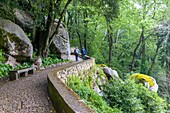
[{"x1": 49, "y1": 0, "x2": 72, "y2": 46}]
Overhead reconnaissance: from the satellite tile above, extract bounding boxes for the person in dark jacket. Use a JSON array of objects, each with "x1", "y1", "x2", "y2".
[
  {"x1": 74, "y1": 46, "x2": 79, "y2": 61},
  {"x1": 81, "y1": 47, "x2": 86, "y2": 60}
]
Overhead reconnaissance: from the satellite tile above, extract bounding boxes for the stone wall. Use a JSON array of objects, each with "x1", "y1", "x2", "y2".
[
  {"x1": 57, "y1": 57, "x2": 95, "y2": 83},
  {"x1": 48, "y1": 56, "x2": 96, "y2": 113}
]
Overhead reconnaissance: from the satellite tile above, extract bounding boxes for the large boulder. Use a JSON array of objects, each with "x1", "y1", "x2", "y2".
[
  {"x1": 0, "y1": 19, "x2": 33, "y2": 61},
  {"x1": 50, "y1": 19, "x2": 70, "y2": 60},
  {"x1": 13, "y1": 8, "x2": 36, "y2": 42},
  {"x1": 103, "y1": 67, "x2": 119, "y2": 80},
  {"x1": 13, "y1": 8, "x2": 34, "y2": 32},
  {"x1": 129, "y1": 73, "x2": 159, "y2": 92},
  {"x1": 148, "y1": 77, "x2": 158, "y2": 92}
]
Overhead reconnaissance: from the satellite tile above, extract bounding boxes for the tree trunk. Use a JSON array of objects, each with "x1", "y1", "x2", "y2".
[
  {"x1": 165, "y1": 24, "x2": 170, "y2": 103},
  {"x1": 147, "y1": 36, "x2": 162, "y2": 75},
  {"x1": 83, "y1": 11, "x2": 88, "y2": 51},
  {"x1": 38, "y1": 0, "x2": 72, "y2": 56},
  {"x1": 38, "y1": 0, "x2": 54, "y2": 56},
  {"x1": 49, "y1": 0, "x2": 73, "y2": 46},
  {"x1": 166, "y1": 29, "x2": 170, "y2": 77},
  {"x1": 30, "y1": 0, "x2": 72, "y2": 57},
  {"x1": 107, "y1": 24, "x2": 113, "y2": 66},
  {"x1": 43, "y1": 0, "x2": 54, "y2": 56},
  {"x1": 130, "y1": 27, "x2": 143, "y2": 71},
  {"x1": 34, "y1": 28, "x2": 44, "y2": 55},
  {"x1": 77, "y1": 31, "x2": 82, "y2": 50},
  {"x1": 140, "y1": 26, "x2": 146, "y2": 74}
]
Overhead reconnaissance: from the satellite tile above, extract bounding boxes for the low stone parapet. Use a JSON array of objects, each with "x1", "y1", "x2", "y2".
[{"x1": 48, "y1": 56, "x2": 95, "y2": 113}]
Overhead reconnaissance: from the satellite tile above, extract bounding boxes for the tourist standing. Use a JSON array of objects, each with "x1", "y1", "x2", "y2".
[
  {"x1": 74, "y1": 47, "x2": 79, "y2": 61},
  {"x1": 81, "y1": 47, "x2": 86, "y2": 60}
]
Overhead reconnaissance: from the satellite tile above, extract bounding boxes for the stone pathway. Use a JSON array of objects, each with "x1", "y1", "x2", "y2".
[
  {"x1": 0, "y1": 55, "x2": 82, "y2": 113},
  {"x1": 0, "y1": 69, "x2": 55, "y2": 113}
]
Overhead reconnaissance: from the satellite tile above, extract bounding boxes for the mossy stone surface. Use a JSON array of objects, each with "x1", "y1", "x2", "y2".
[{"x1": 0, "y1": 19, "x2": 33, "y2": 61}]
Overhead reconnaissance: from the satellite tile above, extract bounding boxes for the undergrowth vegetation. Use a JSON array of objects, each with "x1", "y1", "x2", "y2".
[
  {"x1": 0, "y1": 62, "x2": 13, "y2": 77},
  {"x1": 67, "y1": 75, "x2": 122, "y2": 113},
  {"x1": 42, "y1": 54, "x2": 68, "y2": 67},
  {"x1": 67, "y1": 65, "x2": 169, "y2": 113},
  {"x1": 103, "y1": 79, "x2": 168, "y2": 113},
  {"x1": 0, "y1": 50, "x2": 68, "y2": 78},
  {"x1": 0, "y1": 50, "x2": 13, "y2": 77}
]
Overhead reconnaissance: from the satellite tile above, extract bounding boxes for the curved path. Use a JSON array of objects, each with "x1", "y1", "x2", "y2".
[
  {"x1": 0, "y1": 67, "x2": 57, "y2": 113},
  {"x1": 0, "y1": 55, "x2": 82, "y2": 113}
]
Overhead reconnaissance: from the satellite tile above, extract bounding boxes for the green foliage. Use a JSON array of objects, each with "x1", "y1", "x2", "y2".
[
  {"x1": 15, "y1": 62, "x2": 31, "y2": 70},
  {"x1": 67, "y1": 65, "x2": 170, "y2": 112},
  {"x1": 67, "y1": 75, "x2": 122, "y2": 113},
  {"x1": 103, "y1": 79, "x2": 168, "y2": 113},
  {"x1": 0, "y1": 50, "x2": 5, "y2": 62},
  {"x1": 69, "y1": 0, "x2": 169, "y2": 79},
  {"x1": 0, "y1": 61, "x2": 13, "y2": 77},
  {"x1": 42, "y1": 55, "x2": 68, "y2": 67},
  {"x1": 0, "y1": 2, "x2": 15, "y2": 21},
  {"x1": 0, "y1": 50, "x2": 13, "y2": 77}
]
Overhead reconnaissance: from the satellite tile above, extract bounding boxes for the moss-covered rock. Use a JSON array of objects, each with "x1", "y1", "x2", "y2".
[{"x1": 0, "y1": 19, "x2": 33, "y2": 61}]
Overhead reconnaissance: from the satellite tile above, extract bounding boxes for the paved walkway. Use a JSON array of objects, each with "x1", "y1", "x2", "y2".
[
  {"x1": 0, "y1": 55, "x2": 82, "y2": 113},
  {"x1": 0, "y1": 68, "x2": 56, "y2": 113}
]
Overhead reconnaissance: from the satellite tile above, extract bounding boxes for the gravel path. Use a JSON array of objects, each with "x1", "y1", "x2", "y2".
[
  {"x1": 0, "y1": 68, "x2": 57, "y2": 113},
  {"x1": 0, "y1": 55, "x2": 82, "y2": 113}
]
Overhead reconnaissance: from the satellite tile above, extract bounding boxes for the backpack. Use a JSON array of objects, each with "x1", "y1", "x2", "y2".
[{"x1": 74, "y1": 49, "x2": 79, "y2": 54}]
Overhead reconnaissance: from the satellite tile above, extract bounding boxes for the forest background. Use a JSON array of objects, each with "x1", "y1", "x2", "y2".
[{"x1": 0, "y1": 0, "x2": 170, "y2": 103}]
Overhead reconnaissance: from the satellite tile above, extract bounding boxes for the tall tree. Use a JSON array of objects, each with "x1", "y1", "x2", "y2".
[
  {"x1": 21, "y1": 0, "x2": 73, "y2": 56},
  {"x1": 118, "y1": 0, "x2": 168, "y2": 73}
]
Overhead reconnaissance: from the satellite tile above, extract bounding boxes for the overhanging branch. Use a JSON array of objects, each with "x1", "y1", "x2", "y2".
[{"x1": 49, "y1": 0, "x2": 72, "y2": 46}]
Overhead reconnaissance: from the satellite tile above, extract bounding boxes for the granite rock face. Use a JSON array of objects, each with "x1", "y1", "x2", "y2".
[
  {"x1": 50, "y1": 20, "x2": 70, "y2": 60},
  {"x1": 103, "y1": 67, "x2": 119, "y2": 80},
  {"x1": 0, "y1": 19, "x2": 33, "y2": 61},
  {"x1": 14, "y1": 8, "x2": 34, "y2": 32}
]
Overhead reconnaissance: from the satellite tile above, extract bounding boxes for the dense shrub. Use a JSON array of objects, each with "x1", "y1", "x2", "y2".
[
  {"x1": 42, "y1": 55, "x2": 68, "y2": 67},
  {"x1": 67, "y1": 65, "x2": 168, "y2": 112},
  {"x1": 67, "y1": 76, "x2": 122, "y2": 113},
  {"x1": 103, "y1": 79, "x2": 168, "y2": 113}
]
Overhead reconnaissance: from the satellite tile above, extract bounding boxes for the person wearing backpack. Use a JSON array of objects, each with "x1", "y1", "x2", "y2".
[
  {"x1": 74, "y1": 46, "x2": 79, "y2": 61},
  {"x1": 81, "y1": 47, "x2": 86, "y2": 60}
]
